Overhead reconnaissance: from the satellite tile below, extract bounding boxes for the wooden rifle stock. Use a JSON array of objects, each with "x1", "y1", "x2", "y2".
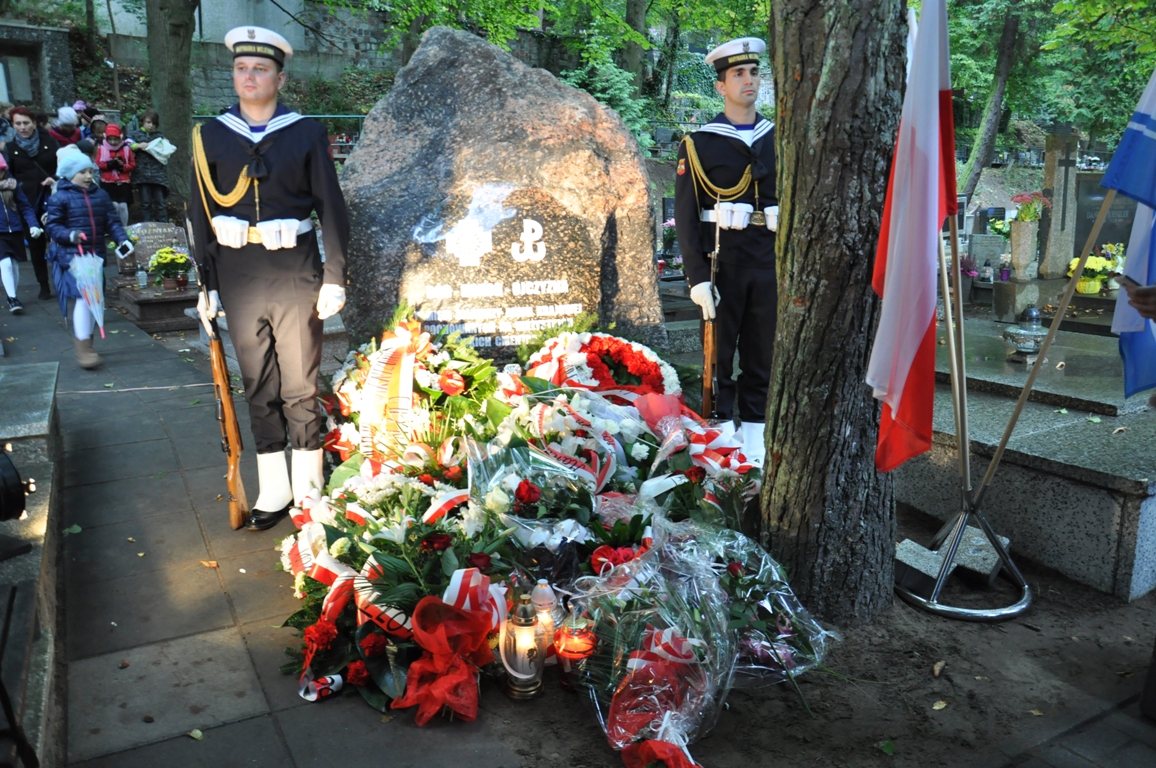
[
  {"x1": 187, "y1": 216, "x2": 249, "y2": 529},
  {"x1": 702, "y1": 318, "x2": 718, "y2": 418}
]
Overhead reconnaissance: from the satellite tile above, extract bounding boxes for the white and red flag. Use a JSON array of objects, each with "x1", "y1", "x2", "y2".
[{"x1": 866, "y1": 0, "x2": 957, "y2": 472}]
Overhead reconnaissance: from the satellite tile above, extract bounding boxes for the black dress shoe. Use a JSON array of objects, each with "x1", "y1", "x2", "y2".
[
  {"x1": 245, "y1": 504, "x2": 291, "y2": 531},
  {"x1": 37, "y1": 284, "x2": 51, "y2": 301}
]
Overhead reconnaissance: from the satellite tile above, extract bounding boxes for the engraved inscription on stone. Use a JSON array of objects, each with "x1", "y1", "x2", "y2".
[{"x1": 126, "y1": 222, "x2": 187, "y2": 272}]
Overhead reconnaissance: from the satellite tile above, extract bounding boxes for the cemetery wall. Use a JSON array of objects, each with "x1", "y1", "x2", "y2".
[{"x1": 0, "y1": 20, "x2": 75, "y2": 110}]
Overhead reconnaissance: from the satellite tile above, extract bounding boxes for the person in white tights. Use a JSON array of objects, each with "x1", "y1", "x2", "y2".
[{"x1": 0, "y1": 154, "x2": 42, "y2": 312}]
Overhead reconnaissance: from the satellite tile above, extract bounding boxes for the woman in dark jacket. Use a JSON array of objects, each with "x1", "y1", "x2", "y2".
[
  {"x1": 0, "y1": 154, "x2": 41, "y2": 313},
  {"x1": 45, "y1": 152, "x2": 129, "y2": 369},
  {"x1": 4, "y1": 107, "x2": 58, "y2": 300}
]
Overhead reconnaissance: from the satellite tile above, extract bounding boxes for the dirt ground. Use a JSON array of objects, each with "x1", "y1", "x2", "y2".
[{"x1": 479, "y1": 505, "x2": 1156, "y2": 768}]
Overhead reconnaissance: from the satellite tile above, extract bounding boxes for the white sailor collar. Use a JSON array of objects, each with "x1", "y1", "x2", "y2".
[
  {"x1": 216, "y1": 104, "x2": 304, "y2": 143},
  {"x1": 697, "y1": 114, "x2": 773, "y2": 144}
]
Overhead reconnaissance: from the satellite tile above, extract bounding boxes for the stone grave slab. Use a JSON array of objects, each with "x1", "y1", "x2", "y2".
[
  {"x1": 124, "y1": 222, "x2": 187, "y2": 275},
  {"x1": 1075, "y1": 173, "x2": 1138, "y2": 261},
  {"x1": 969, "y1": 234, "x2": 1007, "y2": 266},
  {"x1": 0, "y1": 363, "x2": 58, "y2": 466},
  {"x1": 117, "y1": 286, "x2": 198, "y2": 333}
]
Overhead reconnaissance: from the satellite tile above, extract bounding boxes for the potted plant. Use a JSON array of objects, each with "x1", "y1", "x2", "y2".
[
  {"x1": 148, "y1": 246, "x2": 192, "y2": 291},
  {"x1": 989, "y1": 217, "x2": 1011, "y2": 248},
  {"x1": 1067, "y1": 253, "x2": 1113, "y2": 294},
  {"x1": 1009, "y1": 191, "x2": 1051, "y2": 280}
]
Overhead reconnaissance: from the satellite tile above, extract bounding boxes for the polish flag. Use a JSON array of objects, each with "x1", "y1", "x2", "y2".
[{"x1": 866, "y1": 0, "x2": 957, "y2": 473}]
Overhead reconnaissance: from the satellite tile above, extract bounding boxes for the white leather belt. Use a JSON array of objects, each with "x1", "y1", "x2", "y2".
[
  {"x1": 701, "y1": 210, "x2": 767, "y2": 227},
  {"x1": 246, "y1": 218, "x2": 313, "y2": 245}
]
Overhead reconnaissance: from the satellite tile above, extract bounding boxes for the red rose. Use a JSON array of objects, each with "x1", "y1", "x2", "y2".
[
  {"x1": 466, "y1": 551, "x2": 493, "y2": 570},
  {"x1": 726, "y1": 561, "x2": 744, "y2": 579},
  {"x1": 515, "y1": 479, "x2": 542, "y2": 505},
  {"x1": 421, "y1": 533, "x2": 453, "y2": 552},
  {"x1": 443, "y1": 465, "x2": 463, "y2": 483},
  {"x1": 418, "y1": 473, "x2": 436, "y2": 486},
  {"x1": 683, "y1": 466, "x2": 706, "y2": 483},
  {"x1": 345, "y1": 659, "x2": 370, "y2": 687},
  {"x1": 360, "y1": 633, "x2": 388, "y2": 658},
  {"x1": 439, "y1": 369, "x2": 466, "y2": 396},
  {"x1": 590, "y1": 545, "x2": 620, "y2": 574},
  {"x1": 303, "y1": 618, "x2": 338, "y2": 650}
]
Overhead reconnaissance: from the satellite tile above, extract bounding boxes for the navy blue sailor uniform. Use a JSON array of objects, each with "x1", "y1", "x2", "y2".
[
  {"x1": 190, "y1": 104, "x2": 350, "y2": 455},
  {"x1": 674, "y1": 114, "x2": 777, "y2": 424}
]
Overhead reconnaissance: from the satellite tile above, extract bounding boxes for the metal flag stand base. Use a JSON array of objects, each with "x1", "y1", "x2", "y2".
[{"x1": 895, "y1": 194, "x2": 1119, "y2": 622}]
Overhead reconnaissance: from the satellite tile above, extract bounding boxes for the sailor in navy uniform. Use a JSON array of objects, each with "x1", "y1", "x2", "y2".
[
  {"x1": 191, "y1": 26, "x2": 350, "y2": 531},
  {"x1": 673, "y1": 37, "x2": 777, "y2": 464}
]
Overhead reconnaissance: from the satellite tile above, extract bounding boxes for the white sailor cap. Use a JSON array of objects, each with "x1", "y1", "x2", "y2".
[
  {"x1": 224, "y1": 26, "x2": 294, "y2": 66},
  {"x1": 705, "y1": 38, "x2": 766, "y2": 73}
]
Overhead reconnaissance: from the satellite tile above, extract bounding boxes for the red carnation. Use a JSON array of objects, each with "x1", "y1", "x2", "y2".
[
  {"x1": 726, "y1": 561, "x2": 744, "y2": 579},
  {"x1": 466, "y1": 551, "x2": 492, "y2": 570},
  {"x1": 421, "y1": 533, "x2": 453, "y2": 552},
  {"x1": 439, "y1": 369, "x2": 466, "y2": 396},
  {"x1": 345, "y1": 659, "x2": 370, "y2": 687},
  {"x1": 443, "y1": 465, "x2": 463, "y2": 483},
  {"x1": 590, "y1": 545, "x2": 620, "y2": 574},
  {"x1": 418, "y1": 473, "x2": 436, "y2": 486},
  {"x1": 360, "y1": 633, "x2": 388, "y2": 658},
  {"x1": 515, "y1": 479, "x2": 542, "y2": 505},
  {"x1": 303, "y1": 618, "x2": 338, "y2": 650},
  {"x1": 683, "y1": 466, "x2": 706, "y2": 483}
]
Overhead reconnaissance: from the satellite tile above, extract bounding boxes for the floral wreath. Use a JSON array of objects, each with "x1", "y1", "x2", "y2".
[{"x1": 526, "y1": 332, "x2": 681, "y2": 401}]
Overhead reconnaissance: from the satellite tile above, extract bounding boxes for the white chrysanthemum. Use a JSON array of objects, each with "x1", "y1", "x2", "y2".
[
  {"x1": 279, "y1": 534, "x2": 298, "y2": 572},
  {"x1": 293, "y1": 571, "x2": 307, "y2": 599},
  {"x1": 414, "y1": 366, "x2": 440, "y2": 390},
  {"x1": 457, "y1": 502, "x2": 488, "y2": 539},
  {"x1": 630, "y1": 442, "x2": 650, "y2": 461},
  {"x1": 328, "y1": 537, "x2": 351, "y2": 558}
]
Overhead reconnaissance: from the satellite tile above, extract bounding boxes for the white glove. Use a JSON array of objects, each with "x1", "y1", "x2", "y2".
[
  {"x1": 211, "y1": 215, "x2": 249, "y2": 249},
  {"x1": 690, "y1": 281, "x2": 720, "y2": 320},
  {"x1": 278, "y1": 218, "x2": 300, "y2": 249},
  {"x1": 730, "y1": 203, "x2": 753, "y2": 230},
  {"x1": 28, "y1": 227, "x2": 42, "y2": 239},
  {"x1": 254, "y1": 220, "x2": 283, "y2": 250},
  {"x1": 316, "y1": 284, "x2": 345, "y2": 320},
  {"x1": 197, "y1": 289, "x2": 222, "y2": 324},
  {"x1": 764, "y1": 206, "x2": 779, "y2": 233}
]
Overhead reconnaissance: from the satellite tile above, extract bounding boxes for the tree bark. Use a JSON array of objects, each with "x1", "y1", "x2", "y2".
[
  {"x1": 85, "y1": 0, "x2": 97, "y2": 55},
  {"x1": 960, "y1": 9, "x2": 1020, "y2": 197},
  {"x1": 763, "y1": 0, "x2": 905, "y2": 625},
  {"x1": 145, "y1": 0, "x2": 198, "y2": 209},
  {"x1": 622, "y1": 0, "x2": 648, "y2": 97}
]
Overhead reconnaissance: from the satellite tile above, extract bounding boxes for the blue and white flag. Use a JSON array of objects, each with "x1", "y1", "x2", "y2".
[
  {"x1": 1103, "y1": 66, "x2": 1156, "y2": 210},
  {"x1": 1111, "y1": 205, "x2": 1156, "y2": 398},
  {"x1": 1107, "y1": 66, "x2": 1156, "y2": 398}
]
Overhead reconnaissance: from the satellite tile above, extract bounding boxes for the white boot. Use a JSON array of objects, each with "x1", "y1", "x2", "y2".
[
  {"x1": 254, "y1": 451, "x2": 292, "y2": 512},
  {"x1": 740, "y1": 421, "x2": 766, "y2": 466},
  {"x1": 291, "y1": 448, "x2": 325, "y2": 506}
]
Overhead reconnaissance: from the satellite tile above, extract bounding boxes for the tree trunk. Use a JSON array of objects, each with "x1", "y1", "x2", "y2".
[
  {"x1": 763, "y1": 0, "x2": 905, "y2": 625},
  {"x1": 622, "y1": 0, "x2": 648, "y2": 97},
  {"x1": 145, "y1": 0, "x2": 198, "y2": 209},
  {"x1": 959, "y1": 9, "x2": 1019, "y2": 197},
  {"x1": 85, "y1": 0, "x2": 97, "y2": 55}
]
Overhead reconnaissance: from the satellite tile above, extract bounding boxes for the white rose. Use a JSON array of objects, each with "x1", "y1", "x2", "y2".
[
  {"x1": 485, "y1": 485, "x2": 511, "y2": 513},
  {"x1": 630, "y1": 442, "x2": 650, "y2": 461}
]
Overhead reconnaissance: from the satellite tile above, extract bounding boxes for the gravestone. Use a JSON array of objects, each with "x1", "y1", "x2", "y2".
[
  {"x1": 1038, "y1": 132, "x2": 1080, "y2": 279},
  {"x1": 340, "y1": 27, "x2": 664, "y2": 358},
  {"x1": 1074, "y1": 173, "x2": 1138, "y2": 259},
  {"x1": 124, "y1": 222, "x2": 187, "y2": 275},
  {"x1": 968, "y1": 234, "x2": 1006, "y2": 265}
]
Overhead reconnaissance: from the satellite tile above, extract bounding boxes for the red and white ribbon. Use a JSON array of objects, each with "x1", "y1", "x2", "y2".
[
  {"x1": 625, "y1": 625, "x2": 703, "y2": 672},
  {"x1": 423, "y1": 488, "x2": 469, "y2": 524},
  {"x1": 443, "y1": 567, "x2": 507, "y2": 632}
]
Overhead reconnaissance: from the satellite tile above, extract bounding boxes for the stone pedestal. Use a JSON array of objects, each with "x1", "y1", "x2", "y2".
[
  {"x1": 992, "y1": 278, "x2": 1068, "y2": 323},
  {"x1": 118, "y1": 286, "x2": 199, "y2": 332},
  {"x1": 1010, "y1": 220, "x2": 1039, "y2": 281},
  {"x1": 1039, "y1": 133, "x2": 1080, "y2": 279}
]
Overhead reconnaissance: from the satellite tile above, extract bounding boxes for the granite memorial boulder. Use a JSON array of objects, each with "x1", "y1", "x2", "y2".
[{"x1": 340, "y1": 27, "x2": 664, "y2": 355}]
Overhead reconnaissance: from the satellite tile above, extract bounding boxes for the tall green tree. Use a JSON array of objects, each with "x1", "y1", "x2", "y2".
[{"x1": 144, "y1": 0, "x2": 197, "y2": 207}]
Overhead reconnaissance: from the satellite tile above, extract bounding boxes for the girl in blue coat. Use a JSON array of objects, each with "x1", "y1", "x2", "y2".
[
  {"x1": 45, "y1": 152, "x2": 130, "y2": 368},
  {"x1": 0, "y1": 153, "x2": 42, "y2": 313}
]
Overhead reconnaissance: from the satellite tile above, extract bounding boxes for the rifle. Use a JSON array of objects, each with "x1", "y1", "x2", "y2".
[
  {"x1": 701, "y1": 205, "x2": 722, "y2": 421},
  {"x1": 187, "y1": 216, "x2": 250, "y2": 529}
]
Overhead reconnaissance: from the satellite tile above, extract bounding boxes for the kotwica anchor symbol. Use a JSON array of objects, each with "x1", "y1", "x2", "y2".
[{"x1": 511, "y1": 219, "x2": 546, "y2": 262}]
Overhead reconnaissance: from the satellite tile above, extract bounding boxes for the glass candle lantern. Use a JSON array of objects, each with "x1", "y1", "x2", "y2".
[
  {"x1": 500, "y1": 593, "x2": 546, "y2": 699},
  {"x1": 553, "y1": 613, "x2": 597, "y2": 689},
  {"x1": 530, "y1": 579, "x2": 565, "y2": 641}
]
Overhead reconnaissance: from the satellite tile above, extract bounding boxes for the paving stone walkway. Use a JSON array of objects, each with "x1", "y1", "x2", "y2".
[{"x1": 3, "y1": 261, "x2": 1155, "y2": 766}]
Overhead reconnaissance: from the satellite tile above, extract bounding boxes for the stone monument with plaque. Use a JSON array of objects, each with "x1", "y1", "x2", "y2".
[
  {"x1": 1074, "y1": 173, "x2": 1138, "y2": 259},
  {"x1": 1038, "y1": 130, "x2": 1079, "y2": 279},
  {"x1": 123, "y1": 222, "x2": 187, "y2": 275},
  {"x1": 340, "y1": 27, "x2": 664, "y2": 358}
]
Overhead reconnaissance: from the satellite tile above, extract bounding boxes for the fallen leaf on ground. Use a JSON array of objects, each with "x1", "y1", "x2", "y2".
[
  {"x1": 200, "y1": 561, "x2": 218, "y2": 568},
  {"x1": 239, "y1": 568, "x2": 247, "y2": 573},
  {"x1": 126, "y1": 537, "x2": 135, "y2": 543},
  {"x1": 103, "y1": 383, "x2": 114, "y2": 389},
  {"x1": 142, "y1": 715, "x2": 154, "y2": 723},
  {"x1": 1087, "y1": 416, "x2": 1102, "y2": 423},
  {"x1": 1054, "y1": 408, "x2": 1068, "y2": 414},
  {"x1": 1055, "y1": 361, "x2": 1066, "y2": 370},
  {"x1": 932, "y1": 700, "x2": 947, "y2": 711},
  {"x1": 215, "y1": 494, "x2": 224, "y2": 501},
  {"x1": 874, "y1": 740, "x2": 895, "y2": 755},
  {"x1": 1029, "y1": 709, "x2": 1043, "y2": 716},
  {"x1": 381, "y1": 714, "x2": 396, "y2": 724},
  {"x1": 110, "y1": 330, "x2": 119, "y2": 334},
  {"x1": 63, "y1": 524, "x2": 82, "y2": 536},
  {"x1": 1113, "y1": 427, "x2": 1128, "y2": 435},
  {"x1": 1117, "y1": 670, "x2": 1135, "y2": 678},
  {"x1": 190, "y1": 399, "x2": 201, "y2": 405},
  {"x1": 1125, "y1": 636, "x2": 1135, "y2": 643},
  {"x1": 188, "y1": 729, "x2": 203, "y2": 740},
  {"x1": 179, "y1": 348, "x2": 191, "y2": 353},
  {"x1": 137, "y1": 552, "x2": 145, "y2": 557},
  {"x1": 118, "y1": 660, "x2": 130, "y2": 669},
  {"x1": 933, "y1": 660, "x2": 946, "y2": 677}
]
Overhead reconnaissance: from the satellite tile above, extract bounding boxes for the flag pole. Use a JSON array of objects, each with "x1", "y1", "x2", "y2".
[
  {"x1": 947, "y1": 216, "x2": 972, "y2": 497},
  {"x1": 970, "y1": 190, "x2": 1117, "y2": 510}
]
